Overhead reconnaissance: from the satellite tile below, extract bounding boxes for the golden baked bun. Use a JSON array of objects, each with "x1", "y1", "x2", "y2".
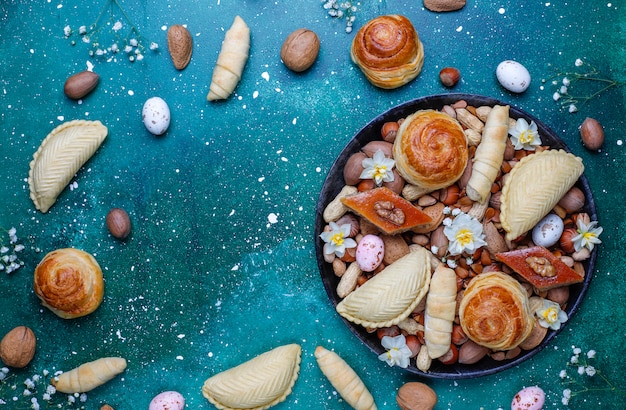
[
  {"x1": 33, "y1": 248, "x2": 104, "y2": 319},
  {"x1": 350, "y1": 15, "x2": 424, "y2": 89},
  {"x1": 393, "y1": 110, "x2": 468, "y2": 192},
  {"x1": 459, "y1": 272, "x2": 534, "y2": 351}
]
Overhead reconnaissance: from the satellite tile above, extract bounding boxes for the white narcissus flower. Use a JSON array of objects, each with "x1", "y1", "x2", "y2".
[
  {"x1": 319, "y1": 222, "x2": 357, "y2": 258},
  {"x1": 536, "y1": 299, "x2": 568, "y2": 330},
  {"x1": 378, "y1": 335, "x2": 412, "y2": 368},
  {"x1": 359, "y1": 149, "x2": 395, "y2": 186},
  {"x1": 509, "y1": 118, "x2": 542, "y2": 150},
  {"x1": 571, "y1": 219, "x2": 603, "y2": 252},
  {"x1": 443, "y1": 213, "x2": 487, "y2": 256}
]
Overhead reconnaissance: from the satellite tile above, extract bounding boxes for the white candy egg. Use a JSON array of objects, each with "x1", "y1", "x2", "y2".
[
  {"x1": 496, "y1": 60, "x2": 531, "y2": 93},
  {"x1": 356, "y1": 234, "x2": 384, "y2": 272},
  {"x1": 149, "y1": 391, "x2": 185, "y2": 410},
  {"x1": 511, "y1": 385, "x2": 545, "y2": 410},
  {"x1": 142, "y1": 97, "x2": 171, "y2": 135},
  {"x1": 532, "y1": 213, "x2": 564, "y2": 247}
]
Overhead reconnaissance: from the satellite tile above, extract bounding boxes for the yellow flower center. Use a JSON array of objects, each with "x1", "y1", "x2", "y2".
[
  {"x1": 374, "y1": 165, "x2": 387, "y2": 179},
  {"x1": 542, "y1": 307, "x2": 558, "y2": 323},
  {"x1": 519, "y1": 130, "x2": 535, "y2": 144},
  {"x1": 582, "y1": 232, "x2": 596, "y2": 241},
  {"x1": 330, "y1": 232, "x2": 345, "y2": 246},
  {"x1": 455, "y1": 228, "x2": 474, "y2": 247}
]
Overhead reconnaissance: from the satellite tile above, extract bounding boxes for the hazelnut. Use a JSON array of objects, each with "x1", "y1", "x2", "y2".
[
  {"x1": 280, "y1": 28, "x2": 320, "y2": 72},
  {"x1": 396, "y1": 382, "x2": 437, "y2": 410},
  {"x1": 381, "y1": 121, "x2": 399, "y2": 142},
  {"x1": 439, "y1": 67, "x2": 461, "y2": 87},
  {"x1": 106, "y1": 208, "x2": 132, "y2": 240},
  {"x1": 580, "y1": 117, "x2": 604, "y2": 150},
  {"x1": 0, "y1": 326, "x2": 36, "y2": 368}
]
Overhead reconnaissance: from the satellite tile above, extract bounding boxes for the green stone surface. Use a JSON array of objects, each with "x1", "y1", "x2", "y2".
[{"x1": 1, "y1": 0, "x2": 625, "y2": 408}]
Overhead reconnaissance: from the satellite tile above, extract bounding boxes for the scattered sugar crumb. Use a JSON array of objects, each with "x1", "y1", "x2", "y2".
[
  {"x1": 292, "y1": 117, "x2": 297, "y2": 125},
  {"x1": 456, "y1": 26, "x2": 463, "y2": 32},
  {"x1": 261, "y1": 72, "x2": 270, "y2": 81},
  {"x1": 267, "y1": 213, "x2": 278, "y2": 224},
  {"x1": 253, "y1": 90, "x2": 259, "y2": 98},
  {"x1": 258, "y1": 176, "x2": 265, "y2": 182}
]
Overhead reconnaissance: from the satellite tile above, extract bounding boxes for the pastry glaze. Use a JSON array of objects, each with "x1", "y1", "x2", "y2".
[
  {"x1": 202, "y1": 344, "x2": 301, "y2": 410},
  {"x1": 53, "y1": 357, "x2": 127, "y2": 393},
  {"x1": 336, "y1": 248, "x2": 431, "y2": 328},
  {"x1": 466, "y1": 105, "x2": 510, "y2": 203},
  {"x1": 459, "y1": 272, "x2": 534, "y2": 351},
  {"x1": 350, "y1": 15, "x2": 424, "y2": 89},
  {"x1": 315, "y1": 346, "x2": 377, "y2": 410},
  {"x1": 393, "y1": 110, "x2": 468, "y2": 192},
  {"x1": 28, "y1": 120, "x2": 107, "y2": 213},
  {"x1": 207, "y1": 16, "x2": 250, "y2": 101},
  {"x1": 500, "y1": 149, "x2": 584, "y2": 241},
  {"x1": 424, "y1": 264, "x2": 457, "y2": 359},
  {"x1": 33, "y1": 248, "x2": 104, "y2": 319}
]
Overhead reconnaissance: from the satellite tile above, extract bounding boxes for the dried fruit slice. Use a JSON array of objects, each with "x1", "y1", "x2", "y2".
[
  {"x1": 496, "y1": 246, "x2": 584, "y2": 291},
  {"x1": 340, "y1": 187, "x2": 432, "y2": 234}
]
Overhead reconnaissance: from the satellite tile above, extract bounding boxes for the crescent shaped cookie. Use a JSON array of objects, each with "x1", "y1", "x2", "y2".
[
  {"x1": 500, "y1": 149, "x2": 584, "y2": 240},
  {"x1": 459, "y1": 271, "x2": 534, "y2": 351},
  {"x1": 336, "y1": 248, "x2": 431, "y2": 328},
  {"x1": 424, "y1": 264, "x2": 457, "y2": 359},
  {"x1": 53, "y1": 357, "x2": 127, "y2": 393},
  {"x1": 315, "y1": 346, "x2": 377, "y2": 410},
  {"x1": 202, "y1": 344, "x2": 301, "y2": 410},
  {"x1": 28, "y1": 120, "x2": 108, "y2": 213}
]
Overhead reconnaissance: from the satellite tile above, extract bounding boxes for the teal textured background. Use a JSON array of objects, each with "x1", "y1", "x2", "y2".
[{"x1": 1, "y1": 0, "x2": 625, "y2": 408}]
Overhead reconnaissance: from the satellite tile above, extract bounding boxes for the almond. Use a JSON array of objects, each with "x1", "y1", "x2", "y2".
[
  {"x1": 458, "y1": 340, "x2": 489, "y2": 364},
  {"x1": 579, "y1": 117, "x2": 604, "y2": 150},
  {"x1": 167, "y1": 24, "x2": 193, "y2": 70},
  {"x1": 64, "y1": 70, "x2": 99, "y2": 100},
  {"x1": 396, "y1": 382, "x2": 437, "y2": 410},
  {"x1": 0, "y1": 326, "x2": 36, "y2": 368}
]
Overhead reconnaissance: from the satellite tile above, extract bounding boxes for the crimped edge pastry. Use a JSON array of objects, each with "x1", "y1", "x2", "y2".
[
  {"x1": 336, "y1": 248, "x2": 431, "y2": 328},
  {"x1": 500, "y1": 149, "x2": 584, "y2": 240},
  {"x1": 28, "y1": 120, "x2": 108, "y2": 213},
  {"x1": 459, "y1": 271, "x2": 534, "y2": 351},
  {"x1": 350, "y1": 15, "x2": 424, "y2": 89},
  {"x1": 202, "y1": 344, "x2": 301, "y2": 410}
]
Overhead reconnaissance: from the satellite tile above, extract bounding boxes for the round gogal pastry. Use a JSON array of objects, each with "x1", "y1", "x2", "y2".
[
  {"x1": 142, "y1": 97, "x2": 171, "y2": 135},
  {"x1": 33, "y1": 248, "x2": 104, "y2": 319}
]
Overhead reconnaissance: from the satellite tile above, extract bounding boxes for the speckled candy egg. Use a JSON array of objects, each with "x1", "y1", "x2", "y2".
[
  {"x1": 532, "y1": 213, "x2": 564, "y2": 248},
  {"x1": 142, "y1": 97, "x2": 171, "y2": 135},
  {"x1": 356, "y1": 234, "x2": 384, "y2": 272},
  {"x1": 496, "y1": 60, "x2": 531, "y2": 93},
  {"x1": 149, "y1": 391, "x2": 185, "y2": 410},
  {"x1": 511, "y1": 385, "x2": 545, "y2": 410}
]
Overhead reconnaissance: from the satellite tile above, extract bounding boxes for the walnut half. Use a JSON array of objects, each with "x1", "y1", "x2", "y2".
[
  {"x1": 374, "y1": 200, "x2": 405, "y2": 225},
  {"x1": 525, "y1": 256, "x2": 556, "y2": 278}
]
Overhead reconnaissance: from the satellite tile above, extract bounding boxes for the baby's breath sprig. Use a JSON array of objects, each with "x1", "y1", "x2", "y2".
[
  {"x1": 0, "y1": 367, "x2": 88, "y2": 409},
  {"x1": 559, "y1": 346, "x2": 626, "y2": 406},
  {"x1": 0, "y1": 226, "x2": 24, "y2": 274},
  {"x1": 64, "y1": 0, "x2": 159, "y2": 63},
  {"x1": 547, "y1": 59, "x2": 626, "y2": 113},
  {"x1": 322, "y1": 0, "x2": 358, "y2": 33}
]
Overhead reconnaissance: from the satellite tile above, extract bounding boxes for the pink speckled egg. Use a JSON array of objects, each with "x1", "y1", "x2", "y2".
[
  {"x1": 356, "y1": 234, "x2": 384, "y2": 272},
  {"x1": 149, "y1": 391, "x2": 185, "y2": 410},
  {"x1": 511, "y1": 386, "x2": 545, "y2": 410}
]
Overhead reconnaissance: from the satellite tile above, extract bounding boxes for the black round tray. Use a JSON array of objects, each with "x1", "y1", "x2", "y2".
[{"x1": 314, "y1": 93, "x2": 597, "y2": 379}]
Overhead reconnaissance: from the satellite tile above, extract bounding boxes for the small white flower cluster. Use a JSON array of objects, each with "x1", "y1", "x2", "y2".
[
  {"x1": 549, "y1": 58, "x2": 624, "y2": 113},
  {"x1": 322, "y1": 0, "x2": 358, "y2": 33},
  {"x1": 0, "y1": 367, "x2": 88, "y2": 409},
  {"x1": 559, "y1": 346, "x2": 624, "y2": 406},
  {"x1": 436, "y1": 208, "x2": 486, "y2": 268},
  {"x1": 63, "y1": 0, "x2": 158, "y2": 63},
  {"x1": 0, "y1": 227, "x2": 24, "y2": 274}
]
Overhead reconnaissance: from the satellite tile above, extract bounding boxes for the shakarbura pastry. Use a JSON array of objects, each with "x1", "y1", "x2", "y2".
[
  {"x1": 350, "y1": 15, "x2": 424, "y2": 89},
  {"x1": 33, "y1": 248, "x2": 104, "y2": 319}
]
